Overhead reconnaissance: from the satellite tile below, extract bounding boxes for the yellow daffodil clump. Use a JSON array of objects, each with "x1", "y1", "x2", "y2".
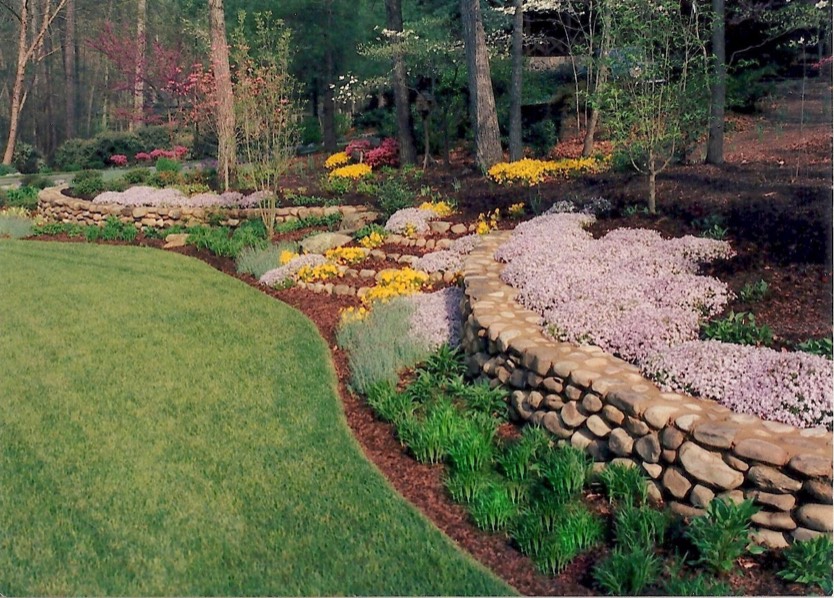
[
  {"x1": 508, "y1": 202, "x2": 525, "y2": 219},
  {"x1": 359, "y1": 231, "x2": 385, "y2": 249},
  {"x1": 418, "y1": 200, "x2": 455, "y2": 218},
  {"x1": 362, "y1": 267, "x2": 429, "y2": 305},
  {"x1": 339, "y1": 305, "x2": 369, "y2": 325},
  {"x1": 324, "y1": 151, "x2": 351, "y2": 169},
  {"x1": 296, "y1": 262, "x2": 342, "y2": 283},
  {"x1": 476, "y1": 209, "x2": 500, "y2": 235},
  {"x1": 325, "y1": 246, "x2": 367, "y2": 265},
  {"x1": 279, "y1": 249, "x2": 299, "y2": 265},
  {"x1": 329, "y1": 163, "x2": 372, "y2": 180},
  {"x1": 487, "y1": 156, "x2": 610, "y2": 186}
]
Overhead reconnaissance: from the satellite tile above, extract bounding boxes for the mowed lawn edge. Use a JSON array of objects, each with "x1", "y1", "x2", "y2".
[{"x1": 0, "y1": 240, "x2": 514, "y2": 596}]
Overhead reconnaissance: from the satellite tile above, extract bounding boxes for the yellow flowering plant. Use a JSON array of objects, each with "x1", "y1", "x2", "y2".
[
  {"x1": 324, "y1": 151, "x2": 351, "y2": 169},
  {"x1": 362, "y1": 268, "x2": 429, "y2": 305},
  {"x1": 359, "y1": 231, "x2": 385, "y2": 249},
  {"x1": 339, "y1": 305, "x2": 369, "y2": 324},
  {"x1": 325, "y1": 246, "x2": 367, "y2": 265},
  {"x1": 403, "y1": 223, "x2": 418, "y2": 238},
  {"x1": 508, "y1": 202, "x2": 525, "y2": 219},
  {"x1": 476, "y1": 209, "x2": 501, "y2": 235},
  {"x1": 418, "y1": 200, "x2": 455, "y2": 218},
  {"x1": 329, "y1": 163, "x2": 372, "y2": 180},
  {"x1": 279, "y1": 249, "x2": 298, "y2": 265},
  {"x1": 296, "y1": 262, "x2": 342, "y2": 283},
  {"x1": 487, "y1": 156, "x2": 610, "y2": 186}
]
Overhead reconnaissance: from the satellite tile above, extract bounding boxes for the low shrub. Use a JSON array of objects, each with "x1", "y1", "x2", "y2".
[
  {"x1": 613, "y1": 504, "x2": 668, "y2": 550},
  {"x1": 496, "y1": 427, "x2": 550, "y2": 483},
  {"x1": 71, "y1": 170, "x2": 105, "y2": 198},
  {"x1": 13, "y1": 142, "x2": 41, "y2": 174},
  {"x1": 594, "y1": 546, "x2": 661, "y2": 596},
  {"x1": 84, "y1": 216, "x2": 137, "y2": 242},
  {"x1": 685, "y1": 498, "x2": 759, "y2": 575},
  {"x1": 123, "y1": 168, "x2": 151, "y2": 185},
  {"x1": 364, "y1": 381, "x2": 417, "y2": 425},
  {"x1": 532, "y1": 501, "x2": 605, "y2": 575},
  {"x1": 538, "y1": 444, "x2": 591, "y2": 501},
  {"x1": 20, "y1": 174, "x2": 51, "y2": 189},
  {"x1": 467, "y1": 480, "x2": 517, "y2": 532},
  {"x1": 1, "y1": 185, "x2": 39, "y2": 210},
  {"x1": 365, "y1": 138, "x2": 399, "y2": 169},
  {"x1": 777, "y1": 534, "x2": 833, "y2": 593},
  {"x1": 0, "y1": 164, "x2": 15, "y2": 176},
  {"x1": 661, "y1": 572, "x2": 732, "y2": 596},
  {"x1": 738, "y1": 279, "x2": 769, "y2": 302},
  {"x1": 377, "y1": 177, "x2": 414, "y2": 219},
  {"x1": 444, "y1": 469, "x2": 495, "y2": 504},
  {"x1": 32, "y1": 221, "x2": 85, "y2": 237},
  {"x1": 446, "y1": 415, "x2": 496, "y2": 473},
  {"x1": 186, "y1": 220, "x2": 267, "y2": 258},
  {"x1": 155, "y1": 157, "x2": 182, "y2": 173},
  {"x1": 701, "y1": 311, "x2": 773, "y2": 346},
  {"x1": 796, "y1": 337, "x2": 833, "y2": 359}
]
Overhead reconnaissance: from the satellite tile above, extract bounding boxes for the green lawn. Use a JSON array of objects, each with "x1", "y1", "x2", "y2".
[{"x1": 0, "y1": 241, "x2": 513, "y2": 596}]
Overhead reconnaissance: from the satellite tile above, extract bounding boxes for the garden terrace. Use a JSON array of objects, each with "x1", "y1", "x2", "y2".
[
  {"x1": 461, "y1": 231, "x2": 833, "y2": 549},
  {"x1": 37, "y1": 186, "x2": 377, "y2": 230}
]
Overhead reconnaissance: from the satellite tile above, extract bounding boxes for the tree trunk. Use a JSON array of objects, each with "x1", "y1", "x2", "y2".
[
  {"x1": 321, "y1": 0, "x2": 337, "y2": 152},
  {"x1": 132, "y1": 0, "x2": 146, "y2": 131},
  {"x1": 4, "y1": 0, "x2": 30, "y2": 165},
  {"x1": 385, "y1": 0, "x2": 416, "y2": 164},
  {"x1": 209, "y1": 0, "x2": 236, "y2": 190},
  {"x1": 63, "y1": 0, "x2": 76, "y2": 139},
  {"x1": 508, "y1": 0, "x2": 523, "y2": 161},
  {"x1": 706, "y1": 0, "x2": 726, "y2": 165},
  {"x1": 460, "y1": 0, "x2": 503, "y2": 171},
  {"x1": 648, "y1": 154, "x2": 657, "y2": 214},
  {"x1": 582, "y1": 1, "x2": 611, "y2": 157}
]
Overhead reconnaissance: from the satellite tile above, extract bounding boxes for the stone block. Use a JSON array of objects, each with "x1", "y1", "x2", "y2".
[
  {"x1": 751, "y1": 510, "x2": 797, "y2": 531},
  {"x1": 690, "y1": 484, "x2": 715, "y2": 508},
  {"x1": 635, "y1": 434, "x2": 661, "y2": 464},
  {"x1": 692, "y1": 422, "x2": 738, "y2": 449},
  {"x1": 733, "y1": 439, "x2": 789, "y2": 467},
  {"x1": 789, "y1": 454, "x2": 834, "y2": 478},
  {"x1": 609, "y1": 428, "x2": 634, "y2": 456},
  {"x1": 747, "y1": 465, "x2": 803, "y2": 493},
  {"x1": 663, "y1": 467, "x2": 692, "y2": 499},
  {"x1": 795, "y1": 503, "x2": 833, "y2": 533},
  {"x1": 679, "y1": 442, "x2": 744, "y2": 490},
  {"x1": 601, "y1": 405, "x2": 625, "y2": 426}
]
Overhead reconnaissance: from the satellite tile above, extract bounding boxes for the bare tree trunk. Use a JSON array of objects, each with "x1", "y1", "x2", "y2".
[
  {"x1": 385, "y1": 0, "x2": 416, "y2": 164},
  {"x1": 460, "y1": 0, "x2": 503, "y2": 171},
  {"x1": 706, "y1": 0, "x2": 725, "y2": 165},
  {"x1": 131, "y1": 0, "x2": 146, "y2": 131},
  {"x1": 582, "y1": 0, "x2": 611, "y2": 157},
  {"x1": 63, "y1": 0, "x2": 76, "y2": 139},
  {"x1": 508, "y1": 0, "x2": 523, "y2": 161},
  {"x1": 648, "y1": 153, "x2": 657, "y2": 214},
  {"x1": 321, "y1": 0, "x2": 337, "y2": 152},
  {"x1": 209, "y1": 0, "x2": 236, "y2": 190}
]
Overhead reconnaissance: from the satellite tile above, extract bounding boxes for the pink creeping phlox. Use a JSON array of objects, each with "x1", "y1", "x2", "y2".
[
  {"x1": 92, "y1": 187, "x2": 270, "y2": 208},
  {"x1": 384, "y1": 208, "x2": 438, "y2": 235},
  {"x1": 413, "y1": 234, "x2": 482, "y2": 274},
  {"x1": 404, "y1": 287, "x2": 464, "y2": 349}
]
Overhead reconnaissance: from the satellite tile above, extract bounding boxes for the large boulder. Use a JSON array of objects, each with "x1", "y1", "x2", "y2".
[{"x1": 300, "y1": 232, "x2": 353, "y2": 254}]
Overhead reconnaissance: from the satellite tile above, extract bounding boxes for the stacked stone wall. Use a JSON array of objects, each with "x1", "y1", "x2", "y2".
[
  {"x1": 37, "y1": 186, "x2": 375, "y2": 230},
  {"x1": 461, "y1": 231, "x2": 833, "y2": 548}
]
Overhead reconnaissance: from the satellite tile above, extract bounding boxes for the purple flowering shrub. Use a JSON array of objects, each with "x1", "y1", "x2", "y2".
[
  {"x1": 259, "y1": 254, "x2": 326, "y2": 287},
  {"x1": 645, "y1": 341, "x2": 833, "y2": 429},
  {"x1": 93, "y1": 187, "x2": 269, "y2": 208},
  {"x1": 404, "y1": 287, "x2": 464, "y2": 349},
  {"x1": 495, "y1": 212, "x2": 833, "y2": 428},
  {"x1": 413, "y1": 234, "x2": 482, "y2": 274},
  {"x1": 384, "y1": 208, "x2": 437, "y2": 235}
]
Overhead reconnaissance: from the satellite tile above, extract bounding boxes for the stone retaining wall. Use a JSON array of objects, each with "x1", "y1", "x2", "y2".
[
  {"x1": 38, "y1": 186, "x2": 376, "y2": 230},
  {"x1": 461, "y1": 231, "x2": 833, "y2": 548}
]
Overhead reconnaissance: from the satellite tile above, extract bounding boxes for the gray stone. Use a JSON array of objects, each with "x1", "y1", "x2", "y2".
[
  {"x1": 750, "y1": 529, "x2": 789, "y2": 549},
  {"x1": 675, "y1": 414, "x2": 700, "y2": 433},
  {"x1": 692, "y1": 422, "x2": 738, "y2": 449},
  {"x1": 733, "y1": 438, "x2": 789, "y2": 467},
  {"x1": 690, "y1": 484, "x2": 715, "y2": 508},
  {"x1": 662, "y1": 449, "x2": 677, "y2": 463},
  {"x1": 543, "y1": 394, "x2": 565, "y2": 411},
  {"x1": 724, "y1": 454, "x2": 750, "y2": 472},
  {"x1": 803, "y1": 479, "x2": 833, "y2": 504},
  {"x1": 543, "y1": 411, "x2": 573, "y2": 439},
  {"x1": 789, "y1": 454, "x2": 834, "y2": 478},
  {"x1": 792, "y1": 527, "x2": 825, "y2": 542},
  {"x1": 299, "y1": 232, "x2": 353, "y2": 254},
  {"x1": 668, "y1": 501, "x2": 706, "y2": 519},
  {"x1": 609, "y1": 428, "x2": 634, "y2": 456},
  {"x1": 429, "y1": 220, "x2": 451, "y2": 234},
  {"x1": 663, "y1": 467, "x2": 692, "y2": 499},
  {"x1": 624, "y1": 416, "x2": 650, "y2": 437},
  {"x1": 580, "y1": 393, "x2": 603, "y2": 414},
  {"x1": 571, "y1": 429, "x2": 595, "y2": 450},
  {"x1": 642, "y1": 463, "x2": 663, "y2": 479},
  {"x1": 560, "y1": 402, "x2": 587, "y2": 428},
  {"x1": 509, "y1": 367, "x2": 527, "y2": 389},
  {"x1": 635, "y1": 434, "x2": 661, "y2": 464},
  {"x1": 607, "y1": 388, "x2": 647, "y2": 416},
  {"x1": 795, "y1": 504, "x2": 833, "y2": 532},
  {"x1": 526, "y1": 371, "x2": 544, "y2": 388},
  {"x1": 602, "y1": 405, "x2": 625, "y2": 426},
  {"x1": 644, "y1": 405, "x2": 680, "y2": 429},
  {"x1": 660, "y1": 426, "x2": 685, "y2": 450},
  {"x1": 163, "y1": 233, "x2": 189, "y2": 248},
  {"x1": 542, "y1": 377, "x2": 563, "y2": 394},
  {"x1": 527, "y1": 391, "x2": 544, "y2": 409},
  {"x1": 450, "y1": 223, "x2": 468, "y2": 234},
  {"x1": 510, "y1": 391, "x2": 534, "y2": 420},
  {"x1": 747, "y1": 465, "x2": 803, "y2": 493},
  {"x1": 751, "y1": 510, "x2": 797, "y2": 531},
  {"x1": 748, "y1": 490, "x2": 796, "y2": 511},
  {"x1": 586, "y1": 415, "x2": 612, "y2": 438},
  {"x1": 679, "y1": 442, "x2": 744, "y2": 490}
]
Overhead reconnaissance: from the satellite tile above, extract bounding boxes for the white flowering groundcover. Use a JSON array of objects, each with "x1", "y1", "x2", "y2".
[
  {"x1": 495, "y1": 213, "x2": 833, "y2": 429},
  {"x1": 93, "y1": 186, "x2": 270, "y2": 208}
]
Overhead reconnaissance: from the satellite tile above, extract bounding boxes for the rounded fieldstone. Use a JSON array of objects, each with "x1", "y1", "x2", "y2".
[
  {"x1": 510, "y1": 391, "x2": 534, "y2": 420},
  {"x1": 788, "y1": 454, "x2": 834, "y2": 478},
  {"x1": 724, "y1": 454, "x2": 750, "y2": 472},
  {"x1": 542, "y1": 377, "x2": 563, "y2": 394},
  {"x1": 679, "y1": 442, "x2": 744, "y2": 490},
  {"x1": 750, "y1": 529, "x2": 789, "y2": 549},
  {"x1": 747, "y1": 490, "x2": 796, "y2": 511},
  {"x1": 587, "y1": 439, "x2": 611, "y2": 462},
  {"x1": 675, "y1": 414, "x2": 700, "y2": 433},
  {"x1": 662, "y1": 467, "x2": 692, "y2": 499},
  {"x1": 647, "y1": 481, "x2": 664, "y2": 504},
  {"x1": 642, "y1": 463, "x2": 663, "y2": 479},
  {"x1": 803, "y1": 479, "x2": 833, "y2": 504},
  {"x1": 662, "y1": 449, "x2": 677, "y2": 463},
  {"x1": 747, "y1": 465, "x2": 803, "y2": 493},
  {"x1": 669, "y1": 501, "x2": 706, "y2": 519},
  {"x1": 692, "y1": 422, "x2": 738, "y2": 449},
  {"x1": 751, "y1": 510, "x2": 797, "y2": 531},
  {"x1": 644, "y1": 405, "x2": 680, "y2": 429},
  {"x1": 609, "y1": 428, "x2": 635, "y2": 456},
  {"x1": 586, "y1": 415, "x2": 612, "y2": 438},
  {"x1": 635, "y1": 434, "x2": 662, "y2": 464},
  {"x1": 690, "y1": 484, "x2": 715, "y2": 508},
  {"x1": 733, "y1": 438, "x2": 790, "y2": 467},
  {"x1": 565, "y1": 385, "x2": 583, "y2": 402},
  {"x1": 717, "y1": 490, "x2": 745, "y2": 505},
  {"x1": 602, "y1": 405, "x2": 625, "y2": 426},
  {"x1": 624, "y1": 416, "x2": 650, "y2": 437},
  {"x1": 794, "y1": 504, "x2": 834, "y2": 532},
  {"x1": 560, "y1": 402, "x2": 587, "y2": 428},
  {"x1": 571, "y1": 429, "x2": 594, "y2": 450},
  {"x1": 543, "y1": 411, "x2": 573, "y2": 439},
  {"x1": 580, "y1": 393, "x2": 603, "y2": 414},
  {"x1": 543, "y1": 394, "x2": 565, "y2": 411},
  {"x1": 792, "y1": 527, "x2": 825, "y2": 542},
  {"x1": 527, "y1": 391, "x2": 544, "y2": 409},
  {"x1": 660, "y1": 426, "x2": 685, "y2": 450}
]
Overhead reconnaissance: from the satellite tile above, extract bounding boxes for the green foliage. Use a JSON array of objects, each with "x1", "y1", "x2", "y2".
[
  {"x1": 13, "y1": 142, "x2": 41, "y2": 174},
  {"x1": 468, "y1": 481, "x2": 517, "y2": 532},
  {"x1": 422, "y1": 344, "x2": 467, "y2": 381},
  {"x1": 598, "y1": 463, "x2": 649, "y2": 506},
  {"x1": 701, "y1": 311, "x2": 773, "y2": 346},
  {"x1": 454, "y1": 381, "x2": 508, "y2": 421},
  {"x1": 148, "y1": 169, "x2": 184, "y2": 188},
  {"x1": 20, "y1": 174, "x2": 51, "y2": 189},
  {"x1": 739, "y1": 279, "x2": 769, "y2": 303},
  {"x1": 524, "y1": 120, "x2": 557, "y2": 158},
  {"x1": 594, "y1": 546, "x2": 661, "y2": 595},
  {"x1": 1, "y1": 186, "x2": 39, "y2": 210},
  {"x1": 274, "y1": 213, "x2": 342, "y2": 234},
  {"x1": 496, "y1": 426, "x2": 551, "y2": 483},
  {"x1": 134, "y1": 125, "x2": 172, "y2": 151},
  {"x1": 0, "y1": 163, "x2": 15, "y2": 176},
  {"x1": 84, "y1": 216, "x2": 137, "y2": 242},
  {"x1": 364, "y1": 381, "x2": 417, "y2": 425},
  {"x1": 289, "y1": 194, "x2": 339, "y2": 207},
  {"x1": 613, "y1": 504, "x2": 668, "y2": 550},
  {"x1": 538, "y1": 444, "x2": 591, "y2": 501},
  {"x1": 56, "y1": 131, "x2": 147, "y2": 171},
  {"x1": 154, "y1": 157, "x2": 182, "y2": 173},
  {"x1": 661, "y1": 572, "x2": 733, "y2": 596},
  {"x1": 397, "y1": 399, "x2": 461, "y2": 464},
  {"x1": 727, "y1": 63, "x2": 778, "y2": 113},
  {"x1": 375, "y1": 176, "x2": 414, "y2": 219},
  {"x1": 446, "y1": 415, "x2": 496, "y2": 473},
  {"x1": 336, "y1": 299, "x2": 431, "y2": 394},
  {"x1": 796, "y1": 337, "x2": 833, "y2": 359},
  {"x1": 32, "y1": 222, "x2": 85, "y2": 237},
  {"x1": 187, "y1": 220, "x2": 267, "y2": 258},
  {"x1": 685, "y1": 498, "x2": 759, "y2": 574},
  {"x1": 444, "y1": 469, "x2": 494, "y2": 504},
  {"x1": 532, "y1": 501, "x2": 605, "y2": 575},
  {"x1": 778, "y1": 535, "x2": 833, "y2": 593},
  {"x1": 235, "y1": 244, "x2": 282, "y2": 278},
  {"x1": 353, "y1": 223, "x2": 387, "y2": 241},
  {"x1": 0, "y1": 214, "x2": 33, "y2": 239},
  {"x1": 71, "y1": 170, "x2": 106, "y2": 198},
  {"x1": 320, "y1": 174, "x2": 352, "y2": 195}
]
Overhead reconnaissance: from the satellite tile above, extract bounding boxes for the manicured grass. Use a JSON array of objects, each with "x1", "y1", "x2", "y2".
[{"x1": 0, "y1": 240, "x2": 513, "y2": 596}]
